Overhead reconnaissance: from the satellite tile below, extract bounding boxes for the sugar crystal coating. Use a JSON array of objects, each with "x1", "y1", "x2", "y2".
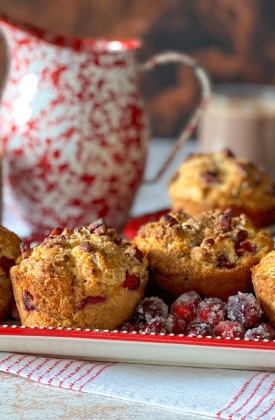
[{"x1": 227, "y1": 292, "x2": 263, "y2": 328}]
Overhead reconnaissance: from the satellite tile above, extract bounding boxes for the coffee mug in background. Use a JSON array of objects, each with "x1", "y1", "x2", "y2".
[{"x1": 198, "y1": 84, "x2": 275, "y2": 179}]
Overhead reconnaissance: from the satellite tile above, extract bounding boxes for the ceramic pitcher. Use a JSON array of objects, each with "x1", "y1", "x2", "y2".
[{"x1": 0, "y1": 15, "x2": 211, "y2": 236}]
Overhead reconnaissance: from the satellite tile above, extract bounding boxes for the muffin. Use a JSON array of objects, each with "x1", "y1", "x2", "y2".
[
  {"x1": 10, "y1": 219, "x2": 148, "y2": 329},
  {"x1": 0, "y1": 226, "x2": 21, "y2": 321},
  {"x1": 251, "y1": 250, "x2": 275, "y2": 328},
  {"x1": 168, "y1": 149, "x2": 275, "y2": 228},
  {"x1": 134, "y1": 209, "x2": 274, "y2": 301}
]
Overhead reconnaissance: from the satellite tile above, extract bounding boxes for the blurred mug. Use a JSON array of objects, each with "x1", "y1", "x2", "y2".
[{"x1": 198, "y1": 84, "x2": 275, "y2": 179}]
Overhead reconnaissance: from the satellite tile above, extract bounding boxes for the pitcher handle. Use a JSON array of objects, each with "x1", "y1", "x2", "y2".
[{"x1": 138, "y1": 51, "x2": 211, "y2": 183}]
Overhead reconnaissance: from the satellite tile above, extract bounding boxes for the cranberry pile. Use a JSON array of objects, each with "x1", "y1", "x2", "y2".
[{"x1": 120, "y1": 292, "x2": 275, "y2": 340}]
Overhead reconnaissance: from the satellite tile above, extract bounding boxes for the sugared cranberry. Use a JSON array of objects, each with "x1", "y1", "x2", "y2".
[
  {"x1": 186, "y1": 322, "x2": 213, "y2": 337},
  {"x1": 171, "y1": 291, "x2": 202, "y2": 322},
  {"x1": 244, "y1": 323, "x2": 275, "y2": 340},
  {"x1": 119, "y1": 321, "x2": 143, "y2": 332},
  {"x1": 22, "y1": 290, "x2": 35, "y2": 311},
  {"x1": 227, "y1": 292, "x2": 263, "y2": 328},
  {"x1": 78, "y1": 295, "x2": 106, "y2": 309},
  {"x1": 141, "y1": 316, "x2": 167, "y2": 333},
  {"x1": 166, "y1": 314, "x2": 186, "y2": 334},
  {"x1": 135, "y1": 297, "x2": 168, "y2": 323},
  {"x1": 214, "y1": 320, "x2": 245, "y2": 338},
  {"x1": 196, "y1": 298, "x2": 226, "y2": 326},
  {"x1": 122, "y1": 271, "x2": 140, "y2": 291}
]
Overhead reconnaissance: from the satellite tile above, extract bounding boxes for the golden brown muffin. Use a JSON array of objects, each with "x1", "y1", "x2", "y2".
[
  {"x1": 134, "y1": 209, "x2": 274, "y2": 301},
  {"x1": 0, "y1": 226, "x2": 21, "y2": 321},
  {"x1": 251, "y1": 250, "x2": 275, "y2": 328},
  {"x1": 168, "y1": 149, "x2": 275, "y2": 228},
  {"x1": 11, "y1": 219, "x2": 148, "y2": 329}
]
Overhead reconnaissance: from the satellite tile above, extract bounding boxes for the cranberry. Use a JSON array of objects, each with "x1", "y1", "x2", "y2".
[
  {"x1": 186, "y1": 322, "x2": 213, "y2": 337},
  {"x1": 214, "y1": 320, "x2": 245, "y2": 338},
  {"x1": 122, "y1": 272, "x2": 140, "y2": 291},
  {"x1": 227, "y1": 292, "x2": 263, "y2": 328},
  {"x1": 217, "y1": 255, "x2": 235, "y2": 269},
  {"x1": 166, "y1": 314, "x2": 186, "y2": 334},
  {"x1": 202, "y1": 238, "x2": 214, "y2": 247},
  {"x1": 171, "y1": 291, "x2": 202, "y2": 322},
  {"x1": 244, "y1": 323, "x2": 275, "y2": 340},
  {"x1": 141, "y1": 316, "x2": 167, "y2": 333},
  {"x1": 235, "y1": 241, "x2": 257, "y2": 257},
  {"x1": 119, "y1": 321, "x2": 143, "y2": 332},
  {"x1": 22, "y1": 290, "x2": 35, "y2": 311},
  {"x1": 78, "y1": 295, "x2": 106, "y2": 309},
  {"x1": 135, "y1": 297, "x2": 168, "y2": 323},
  {"x1": 201, "y1": 170, "x2": 219, "y2": 184},
  {"x1": 196, "y1": 298, "x2": 226, "y2": 326},
  {"x1": 232, "y1": 230, "x2": 248, "y2": 243}
]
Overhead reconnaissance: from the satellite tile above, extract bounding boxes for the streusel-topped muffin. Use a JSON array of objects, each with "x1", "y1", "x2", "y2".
[
  {"x1": 168, "y1": 149, "x2": 275, "y2": 228},
  {"x1": 251, "y1": 250, "x2": 275, "y2": 328},
  {"x1": 0, "y1": 225, "x2": 21, "y2": 321},
  {"x1": 11, "y1": 219, "x2": 148, "y2": 329},
  {"x1": 134, "y1": 209, "x2": 274, "y2": 301}
]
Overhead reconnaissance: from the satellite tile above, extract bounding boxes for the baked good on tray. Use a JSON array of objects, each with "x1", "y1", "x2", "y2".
[
  {"x1": 251, "y1": 250, "x2": 275, "y2": 328},
  {"x1": 134, "y1": 209, "x2": 274, "y2": 301},
  {"x1": 0, "y1": 226, "x2": 21, "y2": 321},
  {"x1": 10, "y1": 219, "x2": 149, "y2": 329},
  {"x1": 167, "y1": 149, "x2": 275, "y2": 228}
]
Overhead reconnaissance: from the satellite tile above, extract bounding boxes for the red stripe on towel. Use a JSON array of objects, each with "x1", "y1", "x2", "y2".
[
  {"x1": 16, "y1": 356, "x2": 39, "y2": 375},
  {"x1": 57, "y1": 361, "x2": 90, "y2": 388},
  {"x1": 68, "y1": 362, "x2": 104, "y2": 390},
  {"x1": 78, "y1": 363, "x2": 115, "y2": 392},
  {"x1": 216, "y1": 372, "x2": 262, "y2": 418},
  {"x1": 47, "y1": 360, "x2": 75, "y2": 385},
  {"x1": 5, "y1": 354, "x2": 29, "y2": 372},
  {"x1": 249, "y1": 381, "x2": 275, "y2": 420},
  {"x1": 36, "y1": 359, "x2": 63, "y2": 382},
  {"x1": 228, "y1": 374, "x2": 271, "y2": 419},
  {"x1": 26, "y1": 358, "x2": 50, "y2": 379}
]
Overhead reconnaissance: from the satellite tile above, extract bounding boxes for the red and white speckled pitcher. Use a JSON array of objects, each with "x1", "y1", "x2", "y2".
[{"x1": 0, "y1": 15, "x2": 210, "y2": 237}]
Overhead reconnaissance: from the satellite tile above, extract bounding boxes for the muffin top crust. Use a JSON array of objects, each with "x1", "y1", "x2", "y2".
[
  {"x1": 134, "y1": 209, "x2": 274, "y2": 271},
  {"x1": 16, "y1": 219, "x2": 148, "y2": 296},
  {"x1": 168, "y1": 149, "x2": 275, "y2": 211}
]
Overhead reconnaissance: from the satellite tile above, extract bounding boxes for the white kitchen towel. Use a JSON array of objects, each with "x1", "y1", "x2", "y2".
[{"x1": 0, "y1": 352, "x2": 275, "y2": 419}]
